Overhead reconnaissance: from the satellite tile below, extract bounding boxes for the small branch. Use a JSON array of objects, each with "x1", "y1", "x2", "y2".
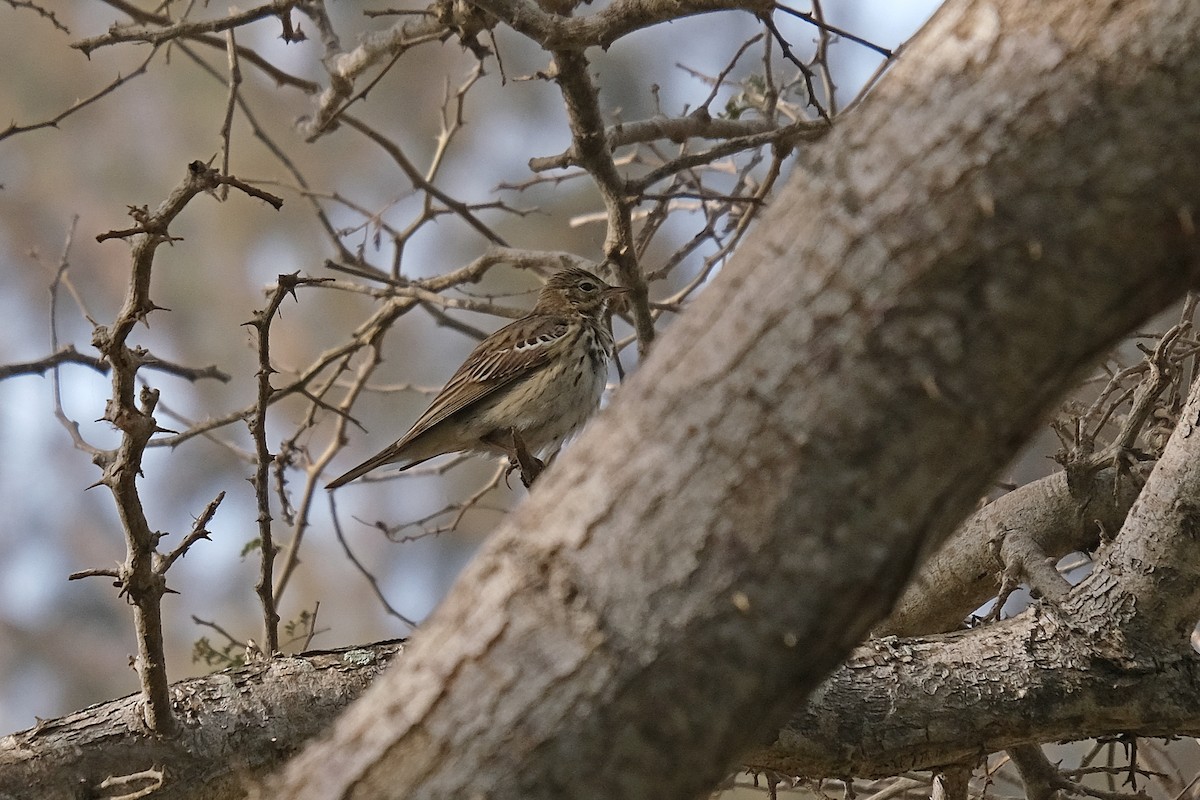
[
  {"x1": 466, "y1": 0, "x2": 772, "y2": 52},
  {"x1": 297, "y1": 14, "x2": 448, "y2": 139},
  {"x1": 47, "y1": 219, "x2": 104, "y2": 459},
  {"x1": 246, "y1": 273, "x2": 331, "y2": 654},
  {"x1": 758, "y1": 13, "x2": 828, "y2": 121},
  {"x1": 91, "y1": 0, "x2": 320, "y2": 92},
  {"x1": 626, "y1": 115, "x2": 830, "y2": 193},
  {"x1": 133, "y1": 352, "x2": 232, "y2": 383},
  {"x1": 0, "y1": 50, "x2": 156, "y2": 142},
  {"x1": 529, "y1": 112, "x2": 818, "y2": 172},
  {"x1": 550, "y1": 48, "x2": 655, "y2": 355},
  {"x1": 328, "y1": 494, "x2": 418, "y2": 628},
  {"x1": 95, "y1": 767, "x2": 164, "y2": 799},
  {"x1": 72, "y1": 0, "x2": 302, "y2": 56},
  {"x1": 773, "y1": 3, "x2": 894, "y2": 59},
  {"x1": 68, "y1": 567, "x2": 121, "y2": 581},
  {"x1": 192, "y1": 615, "x2": 243, "y2": 650},
  {"x1": 340, "y1": 114, "x2": 507, "y2": 247},
  {"x1": 996, "y1": 528, "x2": 1072, "y2": 604},
  {"x1": 217, "y1": 28, "x2": 242, "y2": 202},
  {"x1": 0, "y1": 344, "x2": 230, "y2": 384},
  {"x1": 159, "y1": 492, "x2": 226, "y2": 573},
  {"x1": 275, "y1": 348, "x2": 377, "y2": 601},
  {"x1": 808, "y1": 0, "x2": 839, "y2": 115},
  {"x1": 7, "y1": 0, "x2": 71, "y2": 34},
  {"x1": 0, "y1": 345, "x2": 106, "y2": 380},
  {"x1": 1008, "y1": 744, "x2": 1152, "y2": 800}
]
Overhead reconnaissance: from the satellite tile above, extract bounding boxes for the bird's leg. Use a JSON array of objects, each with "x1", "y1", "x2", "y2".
[
  {"x1": 484, "y1": 429, "x2": 545, "y2": 488},
  {"x1": 510, "y1": 429, "x2": 544, "y2": 488}
]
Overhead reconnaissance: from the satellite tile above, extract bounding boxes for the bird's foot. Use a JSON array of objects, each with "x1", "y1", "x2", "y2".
[{"x1": 509, "y1": 430, "x2": 544, "y2": 488}]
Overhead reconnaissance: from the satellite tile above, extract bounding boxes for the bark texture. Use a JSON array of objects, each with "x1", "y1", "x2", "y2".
[
  {"x1": 0, "y1": 470, "x2": 1150, "y2": 797},
  {"x1": 766, "y1": 371, "x2": 1200, "y2": 777},
  {"x1": 879, "y1": 467, "x2": 1141, "y2": 637},
  {"x1": 268, "y1": 1, "x2": 1200, "y2": 799},
  {"x1": 0, "y1": 643, "x2": 402, "y2": 800},
  {"x1": 764, "y1": 613, "x2": 1200, "y2": 778}
]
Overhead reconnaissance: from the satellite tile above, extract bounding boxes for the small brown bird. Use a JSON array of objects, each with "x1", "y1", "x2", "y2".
[{"x1": 326, "y1": 267, "x2": 626, "y2": 489}]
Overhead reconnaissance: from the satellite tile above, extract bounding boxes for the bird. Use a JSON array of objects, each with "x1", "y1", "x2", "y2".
[{"x1": 326, "y1": 266, "x2": 627, "y2": 489}]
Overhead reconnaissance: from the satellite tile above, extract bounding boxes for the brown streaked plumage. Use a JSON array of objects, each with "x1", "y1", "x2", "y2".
[{"x1": 326, "y1": 267, "x2": 626, "y2": 489}]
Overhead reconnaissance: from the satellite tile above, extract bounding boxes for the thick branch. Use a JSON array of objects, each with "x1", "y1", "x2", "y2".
[
  {"x1": 760, "y1": 614, "x2": 1200, "y2": 778},
  {"x1": 879, "y1": 466, "x2": 1141, "y2": 637},
  {"x1": 0, "y1": 643, "x2": 403, "y2": 800},
  {"x1": 1064, "y1": 375, "x2": 1200, "y2": 648},
  {"x1": 270, "y1": 2, "x2": 1200, "y2": 798}
]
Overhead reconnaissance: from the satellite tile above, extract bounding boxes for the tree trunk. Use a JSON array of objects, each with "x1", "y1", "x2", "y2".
[{"x1": 268, "y1": 1, "x2": 1200, "y2": 798}]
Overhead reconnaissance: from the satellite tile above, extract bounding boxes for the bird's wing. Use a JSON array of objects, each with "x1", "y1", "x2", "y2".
[
  {"x1": 326, "y1": 315, "x2": 573, "y2": 489},
  {"x1": 390, "y1": 314, "x2": 573, "y2": 449}
]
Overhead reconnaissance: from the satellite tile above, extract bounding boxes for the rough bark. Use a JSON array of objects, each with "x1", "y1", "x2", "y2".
[
  {"x1": 761, "y1": 612, "x2": 1200, "y2": 778},
  {"x1": 0, "y1": 470, "x2": 1146, "y2": 798},
  {"x1": 765, "y1": 372, "x2": 1200, "y2": 777},
  {"x1": 879, "y1": 466, "x2": 1141, "y2": 637},
  {"x1": 266, "y1": 1, "x2": 1200, "y2": 798},
  {"x1": 0, "y1": 643, "x2": 402, "y2": 800},
  {"x1": 6, "y1": 368, "x2": 1199, "y2": 797}
]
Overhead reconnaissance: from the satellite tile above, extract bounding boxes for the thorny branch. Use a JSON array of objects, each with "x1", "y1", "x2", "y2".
[
  {"x1": 72, "y1": 0, "x2": 303, "y2": 56},
  {"x1": 246, "y1": 273, "x2": 333, "y2": 654},
  {"x1": 64, "y1": 162, "x2": 280, "y2": 734},
  {"x1": 0, "y1": 50, "x2": 157, "y2": 143}
]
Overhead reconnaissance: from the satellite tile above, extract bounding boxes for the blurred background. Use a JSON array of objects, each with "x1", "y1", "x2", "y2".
[{"x1": 0, "y1": 1, "x2": 942, "y2": 736}]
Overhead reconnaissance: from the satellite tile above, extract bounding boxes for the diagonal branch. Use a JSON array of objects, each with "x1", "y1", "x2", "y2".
[{"x1": 72, "y1": 0, "x2": 302, "y2": 55}]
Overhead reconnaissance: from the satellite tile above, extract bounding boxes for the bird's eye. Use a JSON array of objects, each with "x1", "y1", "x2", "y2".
[{"x1": 579, "y1": 281, "x2": 597, "y2": 293}]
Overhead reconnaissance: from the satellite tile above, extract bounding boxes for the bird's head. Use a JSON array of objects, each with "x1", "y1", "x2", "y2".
[{"x1": 535, "y1": 267, "x2": 628, "y2": 316}]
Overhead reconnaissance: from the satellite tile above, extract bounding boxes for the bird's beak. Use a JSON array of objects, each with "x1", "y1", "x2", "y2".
[{"x1": 603, "y1": 285, "x2": 629, "y2": 310}]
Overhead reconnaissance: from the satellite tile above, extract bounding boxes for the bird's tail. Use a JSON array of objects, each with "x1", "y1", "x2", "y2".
[{"x1": 325, "y1": 448, "x2": 433, "y2": 489}]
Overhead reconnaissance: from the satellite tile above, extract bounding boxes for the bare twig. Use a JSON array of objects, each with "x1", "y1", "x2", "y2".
[
  {"x1": 217, "y1": 28, "x2": 241, "y2": 201},
  {"x1": 159, "y1": 492, "x2": 226, "y2": 573},
  {"x1": 0, "y1": 50, "x2": 157, "y2": 142},
  {"x1": 341, "y1": 114, "x2": 509, "y2": 247},
  {"x1": 773, "y1": 3, "x2": 894, "y2": 59},
  {"x1": 73, "y1": 0, "x2": 302, "y2": 55},
  {"x1": 247, "y1": 273, "x2": 333, "y2": 654},
  {"x1": 47, "y1": 219, "x2": 103, "y2": 459},
  {"x1": 0, "y1": 345, "x2": 106, "y2": 380},
  {"x1": 550, "y1": 48, "x2": 654, "y2": 355},
  {"x1": 7, "y1": 0, "x2": 71, "y2": 33},
  {"x1": 82, "y1": 161, "x2": 280, "y2": 735},
  {"x1": 328, "y1": 494, "x2": 418, "y2": 628}
]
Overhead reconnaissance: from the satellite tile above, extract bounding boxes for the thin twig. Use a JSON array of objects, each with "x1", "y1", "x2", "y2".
[
  {"x1": 328, "y1": 494, "x2": 418, "y2": 628},
  {"x1": 0, "y1": 50, "x2": 157, "y2": 142},
  {"x1": 247, "y1": 273, "x2": 331, "y2": 653}
]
